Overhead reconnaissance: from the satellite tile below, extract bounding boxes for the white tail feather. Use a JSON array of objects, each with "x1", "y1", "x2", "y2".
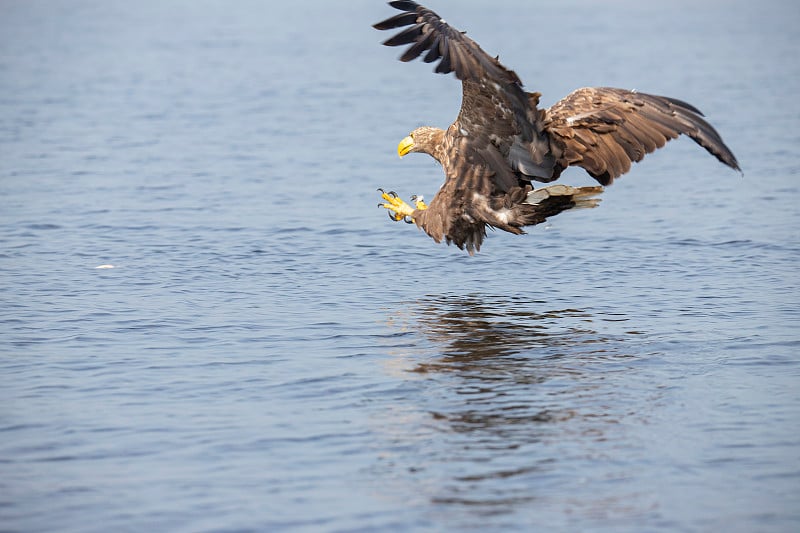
[{"x1": 525, "y1": 185, "x2": 604, "y2": 209}]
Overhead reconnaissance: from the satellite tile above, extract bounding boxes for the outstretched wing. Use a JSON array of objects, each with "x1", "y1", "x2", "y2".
[
  {"x1": 373, "y1": 1, "x2": 521, "y2": 86},
  {"x1": 544, "y1": 87, "x2": 741, "y2": 185},
  {"x1": 373, "y1": 1, "x2": 554, "y2": 180}
]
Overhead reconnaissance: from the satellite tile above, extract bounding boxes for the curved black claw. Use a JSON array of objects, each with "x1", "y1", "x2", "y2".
[
  {"x1": 403, "y1": 216, "x2": 414, "y2": 224},
  {"x1": 387, "y1": 210, "x2": 399, "y2": 222}
]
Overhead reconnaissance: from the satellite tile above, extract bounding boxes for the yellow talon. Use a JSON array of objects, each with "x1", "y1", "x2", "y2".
[{"x1": 379, "y1": 189, "x2": 416, "y2": 221}]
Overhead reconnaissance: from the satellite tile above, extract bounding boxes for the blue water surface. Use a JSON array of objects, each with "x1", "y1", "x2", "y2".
[{"x1": 1, "y1": 1, "x2": 799, "y2": 531}]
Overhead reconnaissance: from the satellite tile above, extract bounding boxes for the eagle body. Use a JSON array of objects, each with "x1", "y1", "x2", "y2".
[{"x1": 375, "y1": 1, "x2": 740, "y2": 254}]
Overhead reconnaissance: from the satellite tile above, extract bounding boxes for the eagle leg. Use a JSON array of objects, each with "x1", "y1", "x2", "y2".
[{"x1": 378, "y1": 189, "x2": 427, "y2": 223}]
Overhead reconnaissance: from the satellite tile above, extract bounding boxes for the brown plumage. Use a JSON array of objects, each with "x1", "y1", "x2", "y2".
[{"x1": 374, "y1": 1, "x2": 740, "y2": 254}]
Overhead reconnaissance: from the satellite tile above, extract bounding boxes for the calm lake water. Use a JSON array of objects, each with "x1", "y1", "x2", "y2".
[{"x1": 2, "y1": 0, "x2": 799, "y2": 531}]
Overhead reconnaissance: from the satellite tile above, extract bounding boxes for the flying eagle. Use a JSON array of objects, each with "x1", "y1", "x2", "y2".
[{"x1": 374, "y1": 1, "x2": 740, "y2": 254}]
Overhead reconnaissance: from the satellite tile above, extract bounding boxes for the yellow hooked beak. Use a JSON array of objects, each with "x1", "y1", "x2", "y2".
[{"x1": 397, "y1": 135, "x2": 414, "y2": 157}]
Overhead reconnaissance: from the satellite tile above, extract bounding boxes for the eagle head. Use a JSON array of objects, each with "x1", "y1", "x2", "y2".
[{"x1": 398, "y1": 126, "x2": 445, "y2": 159}]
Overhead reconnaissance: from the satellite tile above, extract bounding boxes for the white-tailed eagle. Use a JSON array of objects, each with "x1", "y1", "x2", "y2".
[{"x1": 374, "y1": 1, "x2": 740, "y2": 254}]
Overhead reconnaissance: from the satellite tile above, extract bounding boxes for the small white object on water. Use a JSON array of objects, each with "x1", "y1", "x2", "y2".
[{"x1": 95, "y1": 264, "x2": 115, "y2": 269}]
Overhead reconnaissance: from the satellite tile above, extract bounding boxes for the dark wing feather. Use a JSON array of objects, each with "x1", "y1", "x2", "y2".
[
  {"x1": 545, "y1": 87, "x2": 740, "y2": 185},
  {"x1": 382, "y1": 24, "x2": 425, "y2": 47},
  {"x1": 372, "y1": 11, "x2": 418, "y2": 31},
  {"x1": 399, "y1": 27, "x2": 435, "y2": 62}
]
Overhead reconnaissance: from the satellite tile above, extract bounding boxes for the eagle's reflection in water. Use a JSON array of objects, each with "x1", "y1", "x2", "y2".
[
  {"x1": 379, "y1": 294, "x2": 651, "y2": 512},
  {"x1": 395, "y1": 293, "x2": 635, "y2": 365},
  {"x1": 413, "y1": 296, "x2": 607, "y2": 367}
]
